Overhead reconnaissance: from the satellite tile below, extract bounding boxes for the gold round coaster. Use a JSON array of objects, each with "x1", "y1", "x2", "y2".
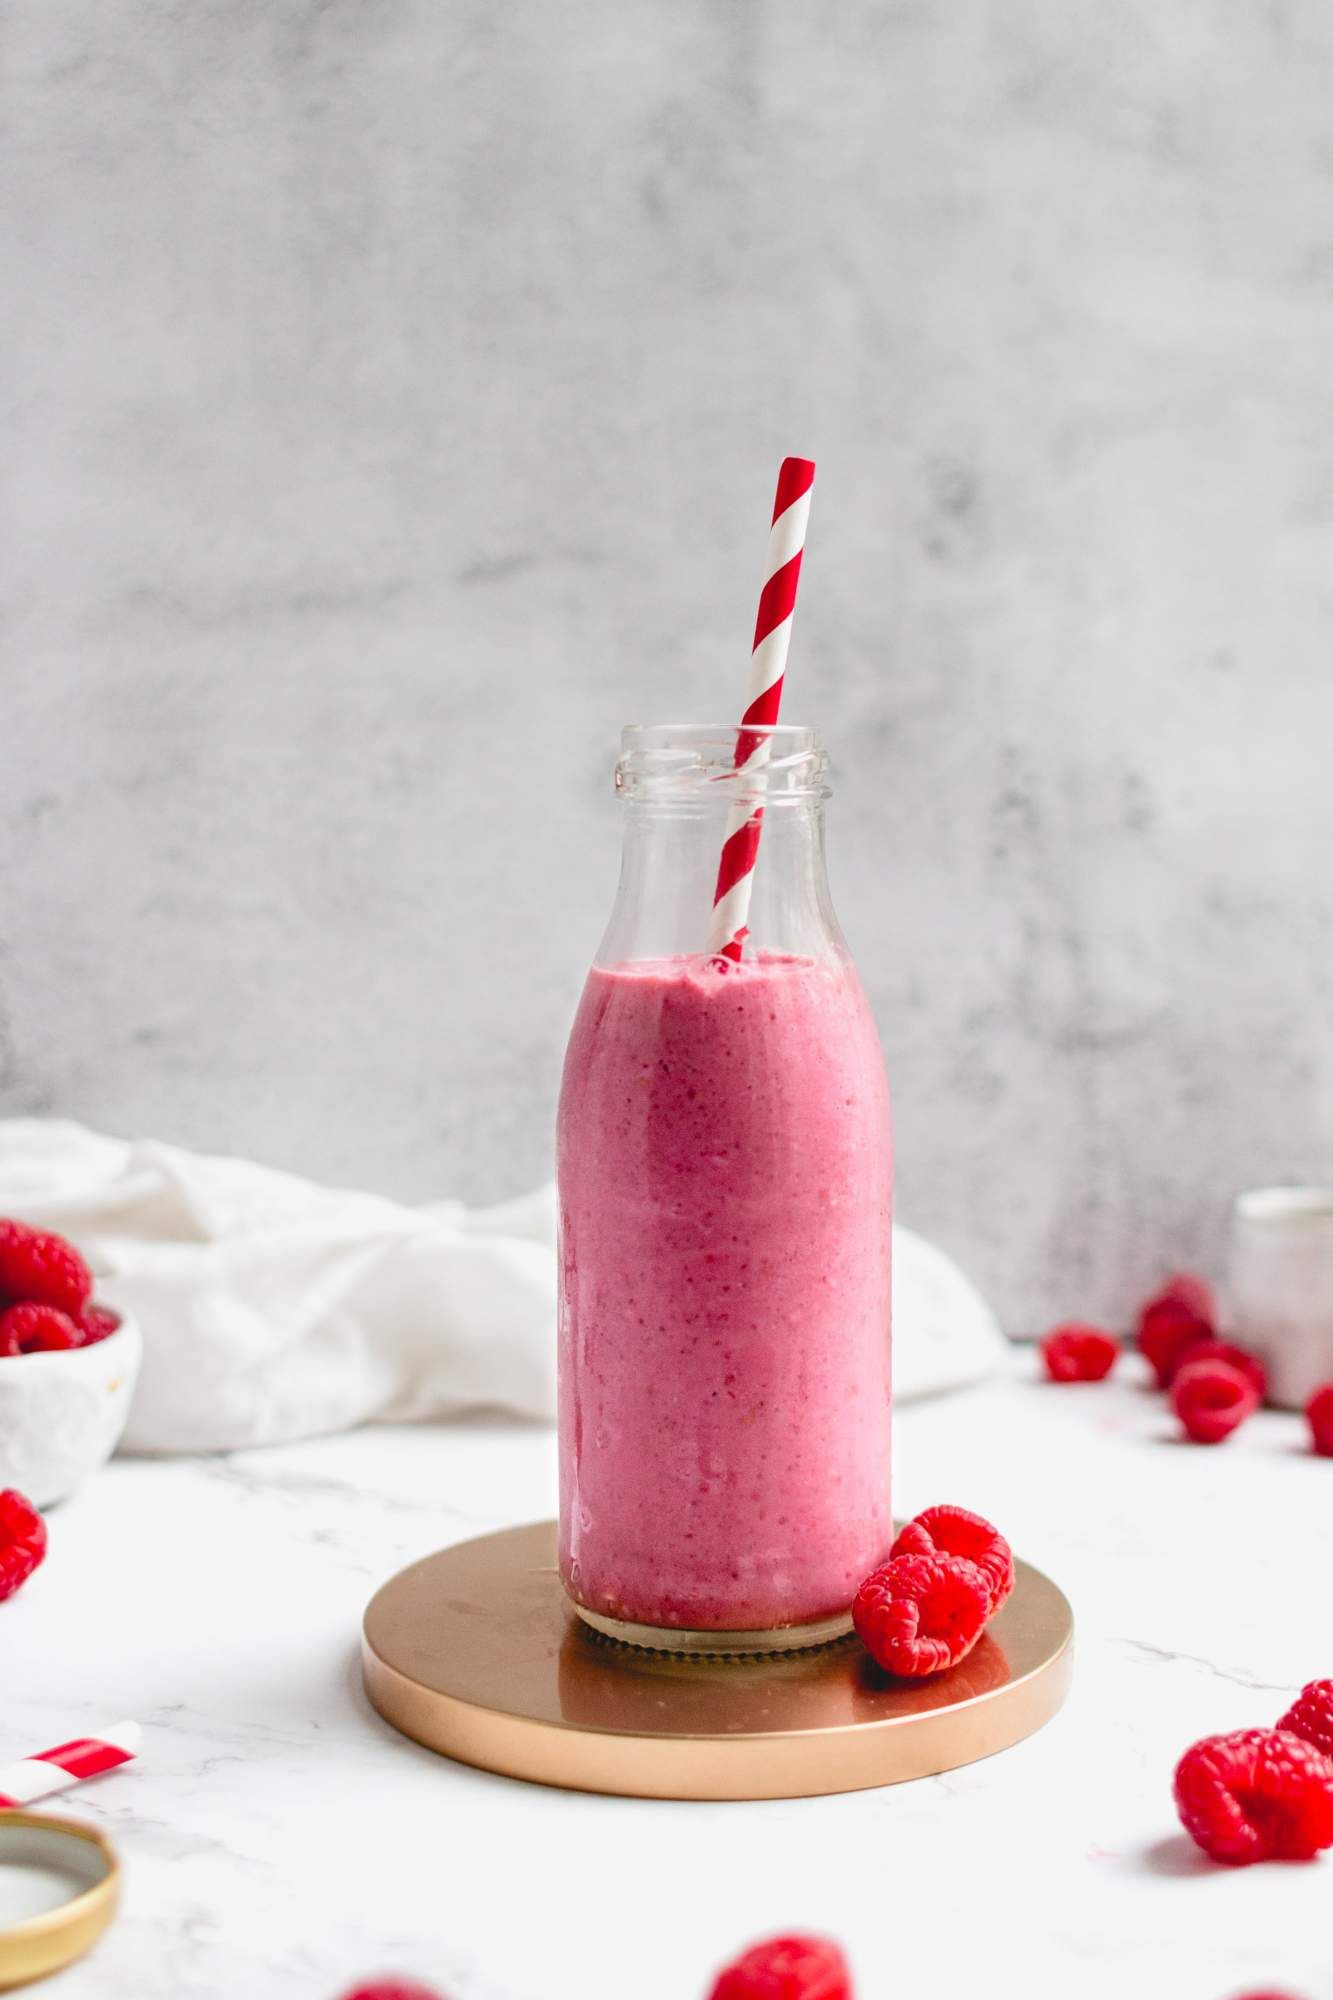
[{"x1": 362, "y1": 1521, "x2": 1074, "y2": 1801}]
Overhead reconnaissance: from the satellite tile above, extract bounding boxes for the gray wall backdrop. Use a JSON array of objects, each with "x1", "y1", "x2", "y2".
[{"x1": 4, "y1": 2, "x2": 1331, "y2": 1332}]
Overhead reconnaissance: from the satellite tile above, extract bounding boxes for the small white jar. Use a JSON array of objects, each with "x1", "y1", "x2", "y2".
[{"x1": 1225, "y1": 1188, "x2": 1333, "y2": 1411}]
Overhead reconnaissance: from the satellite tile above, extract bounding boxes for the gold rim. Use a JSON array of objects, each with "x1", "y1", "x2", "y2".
[{"x1": 0, "y1": 1812, "x2": 120, "y2": 1991}]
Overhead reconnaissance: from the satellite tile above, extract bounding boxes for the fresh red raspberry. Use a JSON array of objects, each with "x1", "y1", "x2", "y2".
[
  {"x1": 707, "y1": 1934, "x2": 852, "y2": 2000},
  {"x1": 336, "y1": 1983, "x2": 447, "y2": 2000},
  {"x1": 1172, "y1": 1338, "x2": 1267, "y2": 1402},
  {"x1": 853, "y1": 1552, "x2": 990, "y2": 1677},
  {"x1": 1173, "y1": 1728, "x2": 1333, "y2": 1864},
  {"x1": 0, "y1": 1222, "x2": 92, "y2": 1318},
  {"x1": 889, "y1": 1503, "x2": 1014, "y2": 1616},
  {"x1": 1171, "y1": 1357, "x2": 1259, "y2": 1444},
  {"x1": 1307, "y1": 1384, "x2": 1333, "y2": 1458},
  {"x1": 1277, "y1": 1681, "x2": 1333, "y2": 1761},
  {"x1": 1040, "y1": 1322, "x2": 1119, "y2": 1383},
  {"x1": 0, "y1": 1489, "x2": 48, "y2": 1602},
  {"x1": 0, "y1": 1303, "x2": 80, "y2": 1356},
  {"x1": 1137, "y1": 1271, "x2": 1216, "y2": 1387},
  {"x1": 77, "y1": 1305, "x2": 122, "y2": 1347}
]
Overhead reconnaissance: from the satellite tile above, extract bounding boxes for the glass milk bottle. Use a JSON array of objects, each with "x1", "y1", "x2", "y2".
[{"x1": 556, "y1": 724, "x2": 893, "y2": 1652}]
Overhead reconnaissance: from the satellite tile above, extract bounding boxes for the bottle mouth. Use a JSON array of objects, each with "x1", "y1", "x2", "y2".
[{"x1": 616, "y1": 723, "x2": 829, "y2": 802}]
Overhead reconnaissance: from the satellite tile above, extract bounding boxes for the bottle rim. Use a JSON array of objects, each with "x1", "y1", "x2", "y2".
[{"x1": 615, "y1": 722, "x2": 829, "y2": 801}]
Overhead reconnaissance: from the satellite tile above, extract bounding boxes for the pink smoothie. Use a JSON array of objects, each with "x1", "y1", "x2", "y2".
[{"x1": 557, "y1": 950, "x2": 893, "y2": 1632}]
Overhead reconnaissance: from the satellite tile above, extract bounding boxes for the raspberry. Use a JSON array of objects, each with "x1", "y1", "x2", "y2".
[
  {"x1": 0, "y1": 1489, "x2": 48, "y2": 1602},
  {"x1": 1040, "y1": 1322, "x2": 1119, "y2": 1383},
  {"x1": 0, "y1": 1222, "x2": 92, "y2": 1318},
  {"x1": 1277, "y1": 1681, "x2": 1333, "y2": 1761},
  {"x1": 336, "y1": 1984, "x2": 447, "y2": 2000},
  {"x1": 707, "y1": 1935, "x2": 852, "y2": 2000},
  {"x1": 1173, "y1": 1728, "x2": 1333, "y2": 1864},
  {"x1": 0, "y1": 1303, "x2": 80, "y2": 1356},
  {"x1": 77, "y1": 1305, "x2": 122, "y2": 1348},
  {"x1": 1171, "y1": 1357, "x2": 1259, "y2": 1444},
  {"x1": 889, "y1": 1503, "x2": 1014, "y2": 1616},
  {"x1": 1172, "y1": 1338, "x2": 1267, "y2": 1402},
  {"x1": 1137, "y1": 1271, "x2": 1216, "y2": 1387},
  {"x1": 1307, "y1": 1384, "x2": 1333, "y2": 1458},
  {"x1": 853, "y1": 1552, "x2": 990, "y2": 1677}
]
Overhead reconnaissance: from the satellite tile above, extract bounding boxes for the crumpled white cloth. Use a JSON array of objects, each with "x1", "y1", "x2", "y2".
[{"x1": 0, "y1": 1120, "x2": 1008, "y2": 1454}]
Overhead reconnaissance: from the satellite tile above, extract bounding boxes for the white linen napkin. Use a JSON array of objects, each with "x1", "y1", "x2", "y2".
[{"x1": 0, "y1": 1120, "x2": 1007, "y2": 1453}]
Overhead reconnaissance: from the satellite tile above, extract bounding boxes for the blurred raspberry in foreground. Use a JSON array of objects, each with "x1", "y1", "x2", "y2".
[{"x1": 707, "y1": 1934, "x2": 853, "y2": 1999}]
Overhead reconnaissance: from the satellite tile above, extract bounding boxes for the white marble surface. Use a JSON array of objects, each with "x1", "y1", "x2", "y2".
[
  {"x1": 6, "y1": 2, "x2": 1333, "y2": 1331},
  {"x1": 6, "y1": 1357, "x2": 1328, "y2": 2000}
]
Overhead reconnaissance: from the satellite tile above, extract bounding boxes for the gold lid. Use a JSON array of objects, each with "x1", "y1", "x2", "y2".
[
  {"x1": 0, "y1": 1812, "x2": 120, "y2": 1991},
  {"x1": 362, "y1": 1520, "x2": 1074, "y2": 1801}
]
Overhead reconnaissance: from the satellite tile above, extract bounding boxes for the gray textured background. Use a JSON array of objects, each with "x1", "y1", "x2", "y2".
[{"x1": 4, "y1": 2, "x2": 1331, "y2": 1332}]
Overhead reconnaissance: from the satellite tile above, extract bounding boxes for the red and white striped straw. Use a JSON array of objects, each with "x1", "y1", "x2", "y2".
[
  {"x1": 0, "y1": 1721, "x2": 140, "y2": 1809},
  {"x1": 707, "y1": 456, "x2": 816, "y2": 961}
]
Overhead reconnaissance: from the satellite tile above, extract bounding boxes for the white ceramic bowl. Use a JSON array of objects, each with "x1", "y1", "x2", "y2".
[{"x1": 0, "y1": 1315, "x2": 142, "y2": 1508}]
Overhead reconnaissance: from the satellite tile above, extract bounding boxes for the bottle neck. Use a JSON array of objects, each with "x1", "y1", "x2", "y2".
[{"x1": 597, "y1": 793, "x2": 845, "y2": 967}]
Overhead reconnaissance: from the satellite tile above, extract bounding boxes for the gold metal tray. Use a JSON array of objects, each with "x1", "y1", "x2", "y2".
[{"x1": 362, "y1": 1521, "x2": 1073, "y2": 1800}]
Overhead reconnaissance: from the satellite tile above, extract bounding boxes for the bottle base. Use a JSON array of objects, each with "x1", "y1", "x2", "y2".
[{"x1": 570, "y1": 1598, "x2": 855, "y2": 1657}]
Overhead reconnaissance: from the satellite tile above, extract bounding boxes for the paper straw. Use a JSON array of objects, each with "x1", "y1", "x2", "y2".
[
  {"x1": 0, "y1": 1721, "x2": 141, "y2": 1809},
  {"x1": 706, "y1": 456, "x2": 816, "y2": 961}
]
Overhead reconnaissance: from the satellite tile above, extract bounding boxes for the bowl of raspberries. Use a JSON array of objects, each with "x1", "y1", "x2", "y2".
[{"x1": 0, "y1": 1218, "x2": 141, "y2": 1508}]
